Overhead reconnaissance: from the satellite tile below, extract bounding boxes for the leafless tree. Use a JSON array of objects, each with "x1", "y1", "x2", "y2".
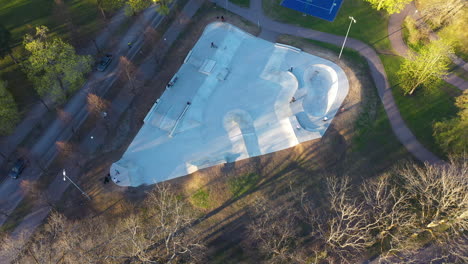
[
  {"x1": 1, "y1": 230, "x2": 33, "y2": 264},
  {"x1": 87, "y1": 93, "x2": 109, "y2": 118},
  {"x1": 309, "y1": 176, "x2": 374, "y2": 262},
  {"x1": 421, "y1": 0, "x2": 466, "y2": 28},
  {"x1": 57, "y1": 108, "x2": 77, "y2": 135},
  {"x1": 360, "y1": 174, "x2": 415, "y2": 257},
  {"x1": 55, "y1": 141, "x2": 85, "y2": 169},
  {"x1": 247, "y1": 195, "x2": 300, "y2": 263},
  {"x1": 119, "y1": 56, "x2": 138, "y2": 95},
  {"x1": 143, "y1": 26, "x2": 160, "y2": 45},
  {"x1": 20, "y1": 179, "x2": 55, "y2": 209},
  {"x1": 105, "y1": 183, "x2": 205, "y2": 263},
  {"x1": 396, "y1": 159, "x2": 468, "y2": 233}
]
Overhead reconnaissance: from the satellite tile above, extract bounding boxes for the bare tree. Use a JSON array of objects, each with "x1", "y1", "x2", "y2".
[
  {"x1": 107, "y1": 183, "x2": 205, "y2": 263},
  {"x1": 309, "y1": 176, "x2": 374, "y2": 262},
  {"x1": 57, "y1": 108, "x2": 77, "y2": 135},
  {"x1": 421, "y1": 0, "x2": 466, "y2": 28},
  {"x1": 119, "y1": 56, "x2": 138, "y2": 95},
  {"x1": 143, "y1": 26, "x2": 160, "y2": 45},
  {"x1": 55, "y1": 141, "x2": 85, "y2": 169},
  {"x1": 360, "y1": 174, "x2": 417, "y2": 259},
  {"x1": 20, "y1": 179, "x2": 55, "y2": 209},
  {"x1": 87, "y1": 93, "x2": 109, "y2": 117},
  {"x1": 396, "y1": 159, "x2": 468, "y2": 233},
  {"x1": 247, "y1": 195, "x2": 299, "y2": 263}
]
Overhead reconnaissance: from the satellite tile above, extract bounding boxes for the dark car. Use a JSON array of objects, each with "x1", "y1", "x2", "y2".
[
  {"x1": 8, "y1": 158, "x2": 27, "y2": 179},
  {"x1": 97, "y1": 54, "x2": 113, "y2": 72}
]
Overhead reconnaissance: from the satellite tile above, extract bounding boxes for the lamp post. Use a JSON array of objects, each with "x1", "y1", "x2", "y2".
[
  {"x1": 62, "y1": 169, "x2": 91, "y2": 200},
  {"x1": 339, "y1": 16, "x2": 356, "y2": 59}
]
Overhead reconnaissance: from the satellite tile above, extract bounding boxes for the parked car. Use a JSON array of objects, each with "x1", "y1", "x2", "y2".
[
  {"x1": 8, "y1": 158, "x2": 27, "y2": 179},
  {"x1": 97, "y1": 54, "x2": 113, "y2": 71}
]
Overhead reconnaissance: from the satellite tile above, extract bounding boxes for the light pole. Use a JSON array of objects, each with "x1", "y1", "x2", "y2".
[
  {"x1": 62, "y1": 169, "x2": 91, "y2": 200},
  {"x1": 339, "y1": 16, "x2": 356, "y2": 59}
]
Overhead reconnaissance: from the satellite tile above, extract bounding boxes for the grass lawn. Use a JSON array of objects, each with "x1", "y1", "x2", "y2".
[
  {"x1": 0, "y1": 0, "x2": 104, "y2": 113},
  {"x1": 262, "y1": 0, "x2": 391, "y2": 51},
  {"x1": 263, "y1": 0, "x2": 462, "y2": 158},
  {"x1": 229, "y1": 0, "x2": 250, "y2": 8},
  {"x1": 301, "y1": 39, "x2": 407, "y2": 164},
  {"x1": 380, "y1": 54, "x2": 461, "y2": 157}
]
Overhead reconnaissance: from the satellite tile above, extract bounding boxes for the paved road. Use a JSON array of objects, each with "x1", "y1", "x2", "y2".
[
  {"x1": 0, "y1": 10, "x2": 128, "y2": 170},
  {"x1": 388, "y1": 2, "x2": 467, "y2": 91},
  {"x1": 0, "y1": 0, "x2": 205, "y2": 262},
  {"x1": 0, "y1": 5, "x2": 169, "y2": 227},
  {"x1": 0, "y1": 0, "x2": 448, "y2": 261},
  {"x1": 218, "y1": 0, "x2": 443, "y2": 164}
]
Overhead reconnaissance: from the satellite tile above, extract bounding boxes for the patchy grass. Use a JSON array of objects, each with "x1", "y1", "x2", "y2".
[
  {"x1": 380, "y1": 54, "x2": 461, "y2": 157},
  {"x1": 228, "y1": 173, "x2": 260, "y2": 198},
  {"x1": 262, "y1": 0, "x2": 391, "y2": 51},
  {"x1": 190, "y1": 188, "x2": 211, "y2": 209},
  {"x1": 229, "y1": 0, "x2": 250, "y2": 8}
]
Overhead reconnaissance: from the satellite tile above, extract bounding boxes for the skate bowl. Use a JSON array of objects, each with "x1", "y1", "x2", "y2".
[
  {"x1": 292, "y1": 63, "x2": 348, "y2": 135},
  {"x1": 302, "y1": 64, "x2": 338, "y2": 117}
]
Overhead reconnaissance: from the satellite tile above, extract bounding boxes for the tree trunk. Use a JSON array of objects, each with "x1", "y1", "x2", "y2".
[
  {"x1": 8, "y1": 51, "x2": 18, "y2": 64},
  {"x1": 57, "y1": 76, "x2": 67, "y2": 94},
  {"x1": 39, "y1": 98, "x2": 51, "y2": 112},
  {"x1": 99, "y1": 7, "x2": 107, "y2": 20}
]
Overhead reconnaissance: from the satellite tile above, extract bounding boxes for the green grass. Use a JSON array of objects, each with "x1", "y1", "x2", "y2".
[
  {"x1": 190, "y1": 188, "x2": 211, "y2": 209},
  {"x1": 305, "y1": 39, "x2": 369, "y2": 67},
  {"x1": 262, "y1": 0, "x2": 391, "y2": 51},
  {"x1": 228, "y1": 173, "x2": 259, "y2": 198},
  {"x1": 229, "y1": 0, "x2": 250, "y2": 8},
  {"x1": 0, "y1": 0, "x2": 103, "y2": 113},
  {"x1": 401, "y1": 22, "x2": 426, "y2": 52},
  {"x1": 296, "y1": 38, "x2": 406, "y2": 164},
  {"x1": 380, "y1": 54, "x2": 461, "y2": 157}
]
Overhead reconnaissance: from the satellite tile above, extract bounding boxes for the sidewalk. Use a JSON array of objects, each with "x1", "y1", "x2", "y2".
[
  {"x1": 0, "y1": 5, "x2": 168, "y2": 227},
  {"x1": 0, "y1": 0, "x2": 205, "y2": 262},
  {"x1": 216, "y1": 0, "x2": 443, "y2": 165},
  {"x1": 0, "y1": 9, "x2": 127, "y2": 170},
  {"x1": 388, "y1": 2, "x2": 467, "y2": 91}
]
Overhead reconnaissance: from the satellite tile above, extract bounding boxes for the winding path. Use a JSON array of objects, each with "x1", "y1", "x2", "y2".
[
  {"x1": 388, "y1": 2, "x2": 467, "y2": 91},
  {"x1": 217, "y1": 0, "x2": 443, "y2": 164}
]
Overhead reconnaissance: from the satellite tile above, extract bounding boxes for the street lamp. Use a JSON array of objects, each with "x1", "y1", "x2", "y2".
[
  {"x1": 62, "y1": 169, "x2": 91, "y2": 200},
  {"x1": 339, "y1": 16, "x2": 356, "y2": 59}
]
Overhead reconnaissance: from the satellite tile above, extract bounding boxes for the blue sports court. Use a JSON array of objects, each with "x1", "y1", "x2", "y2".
[{"x1": 281, "y1": 0, "x2": 344, "y2": 21}]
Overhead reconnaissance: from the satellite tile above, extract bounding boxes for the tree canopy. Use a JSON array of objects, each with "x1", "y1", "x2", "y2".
[
  {"x1": 125, "y1": 0, "x2": 152, "y2": 16},
  {"x1": 397, "y1": 40, "x2": 452, "y2": 95},
  {"x1": 0, "y1": 80, "x2": 19, "y2": 135},
  {"x1": 363, "y1": 0, "x2": 412, "y2": 14},
  {"x1": 97, "y1": 0, "x2": 126, "y2": 18},
  {"x1": 0, "y1": 24, "x2": 12, "y2": 59},
  {"x1": 23, "y1": 26, "x2": 92, "y2": 103},
  {"x1": 434, "y1": 90, "x2": 468, "y2": 155}
]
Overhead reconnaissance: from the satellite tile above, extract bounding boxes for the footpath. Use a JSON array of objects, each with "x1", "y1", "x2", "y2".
[
  {"x1": 217, "y1": 0, "x2": 443, "y2": 165},
  {"x1": 0, "y1": 0, "x2": 204, "y2": 262},
  {"x1": 1, "y1": 0, "x2": 452, "y2": 261},
  {"x1": 0, "y1": 10, "x2": 127, "y2": 169},
  {"x1": 388, "y1": 1, "x2": 467, "y2": 91},
  {"x1": 0, "y1": 4, "x2": 172, "y2": 228}
]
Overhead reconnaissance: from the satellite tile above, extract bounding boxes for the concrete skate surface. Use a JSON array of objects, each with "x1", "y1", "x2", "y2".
[{"x1": 111, "y1": 22, "x2": 349, "y2": 186}]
